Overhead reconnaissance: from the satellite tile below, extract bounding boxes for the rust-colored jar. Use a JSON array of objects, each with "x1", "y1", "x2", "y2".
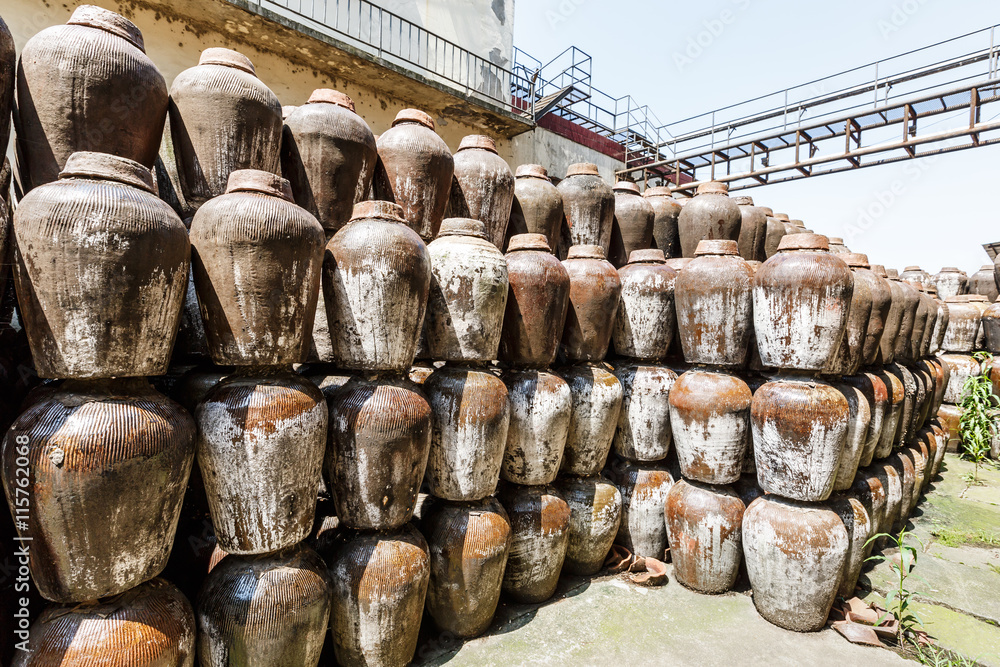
[
  {"x1": 901, "y1": 265, "x2": 931, "y2": 284},
  {"x1": 844, "y1": 255, "x2": 892, "y2": 366},
  {"x1": 508, "y1": 164, "x2": 563, "y2": 250},
  {"x1": 13, "y1": 152, "x2": 189, "y2": 379},
  {"x1": 891, "y1": 451, "x2": 917, "y2": 531},
  {"x1": 851, "y1": 471, "x2": 887, "y2": 557},
  {"x1": 931, "y1": 267, "x2": 968, "y2": 301},
  {"x1": 500, "y1": 234, "x2": 571, "y2": 367},
  {"x1": 762, "y1": 209, "x2": 788, "y2": 259},
  {"x1": 891, "y1": 276, "x2": 922, "y2": 363},
  {"x1": 14, "y1": 6, "x2": 168, "y2": 192},
  {"x1": 733, "y1": 195, "x2": 767, "y2": 262},
  {"x1": 875, "y1": 265, "x2": 905, "y2": 365},
  {"x1": 190, "y1": 170, "x2": 324, "y2": 365},
  {"x1": 196, "y1": 368, "x2": 327, "y2": 554},
  {"x1": 840, "y1": 372, "x2": 888, "y2": 468},
  {"x1": 327, "y1": 525, "x2": 430, "y2": 667},
  {"x1": 675, "y1": 240, "x2": 754, "y2": 367},
  {"x1": 0, "y1": 16, "x2": 13, "y2": 154},
  {"x1": 644, "y1": 186, "x2": 681, "y2": 258},
  {"x1": 887, "y1": 362, "x2": 917, "y2": 447},
  {"x1": 280, "y1": 89, "x2": 377, "y2": 235},
  {"x1": 940, "y1": 352, "x2": 981, "y2": 404},
  {"x1": 969, "y1": 294, "x2": 991, "y2": 349},
  {"x1": 937, "y1": 403, "x2": 963, "y2": 452},
  {"x1": 12, "y1": 578, "x2": 195, "y2": 666},
  {"x1": 197, "y1": 544, "x2": 332, "y2": 666},
  {"x1": 830, "y1": 494, "x2": 872, "y2": 599},
  {"x1": 676, "y1": 181, "x2": 741, "y2": 258},
  {"x1": 825, "y1": 256, "x2": 873, "y2": 377},
  {"x1": 559, "y1": 363, "x2": 623, "y2": 476},
  {"x1": 501, "y1": 368, "x2": 572, "y2": 485},
  {"x1": 561, "y1": 244, "x2": 622, "y2": 362},
  {"x1": 942, "y1": 296, "x2": 982, "y2": 352},
  {"x1": 877, "y1": 462, "x2": 904, "y2": 544},
  {"x1": 743, "y1": 496, "x2": 849, "y2": 632},
  {"x1": 424, "y1": 364, "x2": 509, "y2": 501},
  {"x1": 613, "y1": 362, "x2": 677, "y2": 462},
  {"x1": 665, "y1": 480, "x2": 745, "y2": 594},
  {"x1": 425, "y1": 218, "x2": 509, "y2": 362},
  {"x1": 613, "y1": 249, "x2": 678, "y2": 360},
  {"x1": 324, "y1": 200, "x2": 431, "y2": 371},
  {"x1": 498, "y1": 483, "x2": 571, "y2": 603},
  {"x1": 827, "y1": 237, "x2": 849, "y2": 254},
  {"x1": 930, "y1": 296, "x2": 950, "y2": 355},
  {"x1": 753, "y1": 234, "x2": 853, "y2": 371},
  {"x1": 969, "y1": 264, "x2": 999, "y2": 302},
  {"x1": 449, "y1": 135, "x2": 514, "y2": 248},
  {"x1": 558, "y1": 163, "x2": 614, "y2": 254},
  {"x1": 829, "y1": 381, "x2": 872, "y2": 492},
  {"x1": 1, "y1": 379, "x2": 194, "y2": 603},
  {"x1": 982, "y1": 297, "x2": 1000, "y2": 353},
  {"x1": 607, "y1": 459, "x2": 673, "y2": 558},
  {"x1": 168, "y1": 48, "x2": 281, "y2": 211},
  {"x1": 608, "y1": 181, "x2": 654, "y2": 268},
  {"x1": 374, "y1": 108, "x2": 454, "y2": 240},
  {"x1": 328, "y1": 375, "x2": 431, "y2": 530},
  {"x1": 555, "y1": 474, "x2": 622, "y2": 575}
]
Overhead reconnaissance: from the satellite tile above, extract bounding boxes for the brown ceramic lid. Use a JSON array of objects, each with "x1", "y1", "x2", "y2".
[
  {"x1": 775, "y1": 213, "x2": 790, "y2": 221},
  {"x1": 566, "y1": 244, "x2": 607, "y2": 260},
  {"x1": 643, "y1": 186, "x2": 672, "y2": 198},
  {"x1": 695, "y1": 239, "x2": 740, "y2": 256},
  {"x1": 790, "y1": 220, "x2": 805, "y2": 227},
  {"x1": 828, "y1": 237, "x2": 845, "y2": 244},
  {"x1": 927, "y1": 286, "x2": 939, "y2": 296},
  {"x1": 939, "y1": 266, "x2": 961, "y2": 273},
  {"x1": 758, "y1": 206, "x2": 774, "y2": 216},
  {"x1": 199, "y1": 48, "x2": 256, "y2": 75},
  {"x1": 968, "y1": 294, "x2": 989, "y2": 302},
  {"x1": 351, "y1": 200, "x2": 406, "y2": 223},
  {"x1": 695, "y1": 181, "x2": 729, "y2": 196},
  {"x1": 438, "y1": 218, "x2": 488, "y2": 240},
  {"x1": 628, "y1": 249, "x2": 666, "y2": 264},
  {"x1": 60, "y1": 151, "x2": 155, "y2": 193},
  {"x1": 843, "y1": 253, "x2": 870, "y2": 268},
  {"x1": 226, "y1": 170, "x2": 293, "y2": 201},
  {"x1": 732, "y1": 195, "x2": 755, "y2": 206},
  {"x1": 944, "y1": 296, "x2": 967, "y2": 303},
  {"x1": 458, "y1": 135, "x2": 497, "y2": 153},
  {"x1": 307, "y1": 89, "x2": 355, "y2": 111},
  {"x1": 871, "y1": 264, "x2": 888, "y2": 277},
  {"x1": 777, "y1": 233, "x2": 830, "y2": 252},
  {"x1": 508, "y1": 233, "x2": 551, "y2": 252},
  {"x1": 613, "y1": 181, "x2": 641, "y2": 195},
  {"x1": 904, "y1": 265, "x2": 922, "y2": 272},
  {"x1": 886, "y1": 269, "x2": 900, "y2": 279},
  {"x1": 982, "y1": 264, "x2": 994, "y2": 271},
  {"x1": 516, "y1": 164, "x2": 549, "y2": 180},
  {"x1": 393, "y1": 109, "x2": 435, "y2": 130},
  {"x1": 566, "y1": 163, "x2": 600, "y2": 177},
  {"x1": 69, "y1": 5, "x2": 145, "y2": 51}
]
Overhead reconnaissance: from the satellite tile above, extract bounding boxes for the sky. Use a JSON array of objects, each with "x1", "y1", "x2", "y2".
[{"x1": 512, "y1": 0, "x2": 1000, "y2": 278}]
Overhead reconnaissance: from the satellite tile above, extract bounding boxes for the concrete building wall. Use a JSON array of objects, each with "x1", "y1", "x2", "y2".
[{"x1": 510, "y1": 127, "x2": 624, "y2": 183}]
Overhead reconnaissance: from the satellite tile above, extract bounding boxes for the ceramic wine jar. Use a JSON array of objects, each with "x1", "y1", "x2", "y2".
[
  {"x1": 508, "y1": 165, "x2": 563, "y2": 250},
  {"x1": 762, "y1": 209, "x2": 788, "y2": 259},
  {"x1": 676, "y1": 181, "x2": 741, "y2": 258},
  {"x1": 555, "y1": 474, "x2": 622, "y2": 575},
  {"x1": 969, "y1": 264, "x2": 999, "y2": 302},
  {"x1": 940, "y1": 353, "x2": 981, "y2": 404},
  {"x1": 825, "y1": 255, "x2": 873, "y2": 377},
  {"x1": 941, "y1": 296, "x2": 982, "y2": 352},
  {"x1": 931, "y1": 267, "x2": 967, "y2": 301},
  {"x1": 613, "y1": 363, "x2": 678, "y2": 462},
  {"x1": 449, "y1": 135, "x2": 514, "y2": 248},
  {"x1": 840, "y1": 371, "x2": 889, "y2": 468},
  {"x1": 830, "y1": 494, "x2": 872, "y2": 599},
  {"x1": 501, "y1": 368, "x2": 572, "y2": 485},
  {"x1": 612, "y1": 249, "x2": 677, "y2": 360},
  {"x1": 982, "y1": 297, "x2": 1000, "y2": 353},
  {"x1": 665, "y1": 480, "x2": 745, "y2": 594},
  {"x1": 560, "y1": 244, "x2": 622, "y2": 362},
  {"x1": 13, "y1": 152, "x2": 189, "y2": 378},
  {"x1": 608, "y1": 181, "x2": 654, "y2": 268},
  {"x1": 875, "y1": 265, "x2": 906, "y2": 365},
  {"x1": 733, "y1": 195, "x2": 767, "y2": 262},
  {"x1": 643, "y1": 186, "x2": 681, "y2": 258},
  {"x1": 900, "y1": 265, "x2": 931, "y2": 284},
  {"x1": 843, "y1": 254, "x2": 893, "y2": 366},
  {"x1": 0, "y1": 16, "x2": 13, "y2": 154},
  {"x1": 829, "y1": 381, "x2": 873, "y2": 491},
  {"x1": 559, "y1": 363, "x2": 624, "y2": 476},
  {"x1": 558, "y1": 163, "x2": 614, "y2": 253},
  {"x1": 608, "y1": 459, "x2": 674, "y2": 558},
  {"x1": 498, "y1": 483, "x2": 571, "y2": 603}
]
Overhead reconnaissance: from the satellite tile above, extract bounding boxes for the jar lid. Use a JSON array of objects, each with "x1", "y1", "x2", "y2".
[
  {"x1": 392, "y1": 109, "x2": 435, "y2": 130},
  {"x1": 939, "y1": 266, "x2": 961, "y2": 273},
  {"x1": 982, "y1": 264, "x2": 994, "y2": 271},
  {"x1": 199, "y1": 48, "x2": 256, "y2": 76},
  {"x1": 613, "y1": 181, "x2": 640, "y2": 195},
  {"x1": 437, "y1": 218, "x2": 488, "y2": 240},
  {"x1": 59, "y1": 151, "x2": 155, "y2": 193},
  {"x1": 774, "y1": 213, "x2": 790, "y2": 221},
  {"x1": 886, "y1": 269, "x2": 899, "y2": 279},
  {"x1": 516, "y1": 164, "x2": 548, "y2": 180},
  {"x1": 225, "y1": 170, "x2": 293, "y2": 201},
  {"x1": 281, "y1": 105, "x2": 297, "y2": 120},
  {"x1": 351, "y1": 200, "x2": 406, "y2": 223},
  {"x1": 694, "y1": 239, "x2": 740, "y2": 256},
  {"x1": 871, "y1": 264, "x2": 888, "y2": 278},
  {"x1": 732, "y1": 195, "x2": 755, "y2": 206},
  {"x1": 643, "y1": 185, "x2": 672, "y2": 198},
  {"x1": 927, "y1": 286, "x2": 939, "y2": 296},
  {"x1": 843, "y1": 253, "x2": 870, "y2": 268},
  {"x1": 944, "y1": 296, "x2": 969, "y2": 303},
  {"x1": 904, "y1": 265, "x2": 922, "y2": 272},
  {"x1": 306, "y1": 89, "x2": 355, "y2": 111},
  {"x1": 790, "y1": 220, "x2": 805, "y2": 227},
  {"x1": 968, "y1": 294, "x2": 989, "y2": 302},
  {"x1": 695, "y1": 181, "x2": 728, "y2": 196},
  {"x1": 566, "y1": 163, "x2": 600, "y2": 177},
  {"x1": 758, "y1": 206, "x2": 774, "y2": 215},
  {"x1": 777, "y1": 233, "x2": 830, "y2": 252},
  {"x1": 628, "y1": 249, "x2": 666, "y2": 264},
  {"x1": 566, "y1": 244, "x2": 607, "y2": 260},
  {"x1": 68, "y1": 6, "x2": 144, "y2": 51},
  {"x1": 828, "y1": 237, "x2": 845, "y2": 244},
  {"x1": 458, "y1": 135, "x2": 497, "y2": 153},
  {"x1": 508, "y1": 233, "x2": 551, "y2": 252}
]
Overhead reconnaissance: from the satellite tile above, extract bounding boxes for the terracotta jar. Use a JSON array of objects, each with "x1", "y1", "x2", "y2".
[
  {"x1": 324, "y1": 200, "x2": 431, "y2": 371},
  {"x1": 969, "y1": 264, "x2": 999, "y2": 302},
  {"x1": 196, "y1": 368, "x2": 327, "y2": 554},
  {"x1": 665, "y1": 480, "x2": 744, "y2": 594},
  {"x1": 197, "y1": 544, "x2": 332, "y2": 666},
  {"x1": 1, "y1": 379, "x2": 194, "y2": 602},
  {"x1": 558, "y1": 163, "x2": 614, "y2": 254},
  {"x1": 830, "y1": 494, "x2": 872, "y2": 599},
  {"x1": 942, "y1": 296, "x2": 982, "y2": 352},
  {"x1": 508, "y1": 164, "x2": 563, "y2": 250},
  {"x1": 559, "y1": 363, "x2": 624, "y2": 476},
  {"x1": 14, "y1": 6, "x2": 168, "y2": 192},
  {"x1": 982, "y1": 297, "x2": 1000, "y2": 353},
  {"x1": 280, "y1": 89, "x2": 377, "y2": 235},
  {"x1": 612, "y1": 248, "x2": 678, "y2": 360},
  {"x1": 877, "y1": 462, "x2": 904, "y2": 544},
  {"x1": 840, "y1": 372, "x2": 888, "y2": 467},
  {"x1": 612, "y1": 362, "x2": 678, "y2": 462},
  {"x1": 0, "y1": 16, "x2": 13, "y2": 155},
  {"x1": 887, "y1": 362, "x2": 917, "y2": 447},
  {"x1": 500, "y1": 234, "x2": 571, "y2": 367},
  {"x1": 930, "y1": 266, "x2": 967, "y2": 301},
  {"x1": 555, "y1": 474, "x2": 623, "y2": 575},
  {"x1": 13, "y1": 579, "x2": 195, "y2": 667},
  {"x1": 900, "y1": 265, "x2": 931, "y2": 284},
  {"x1": 561, "y1": 245, "x2": 622, "y2": 362},
  {"x1": 498, "y1": 483, "x2": 571, "y2": 603},
  {"x1": 828, "y1": 237, "x2": 850, "y2": 254},
  {"x1": 424, "y1": 364, "x2": 509, "y2": 501},
  {"x1": 829, "y1": 381, "x2": 872, "y2": 492},
  {"x1": 327, "y1": 525, "x2": 430, "y2": 667},
  {"x1": 733, "y1": 195, "x2": 767, "y2": 262},
  {"x1": 675, "y1": 239, "x2": 754, "y2": 367},
  {"x1": 608, "y1": 181, "x2": 654, "y2": 268},
  {"x1": 912, "y1": 287, "x2": 934, "y2": 360},
  {"x1": 936, "y1": 404, "x2": 963, "y2": 452},
  {"x1": 420, "y1": 496, "x2": 512, "y2": 638},
  {"x1": 449, "y1": 135, "x2": 514, "y2": 248},
  {"x1": 643, "y1": 186, "x2": 682, "y2": 258},
  {"x1": 669, "y1": 369, "x2": 752, "y2": 484},
  {"x1": 851, "y1": 471, "x2": 887, "y2": 557},
  {"x1": 190, "y1": 170, "x2": 324, "y2": 365},
  {"x1": 13, "y1": 152, "x2": 188, "y2": 378},
  {"x1": 607, "y1": 459, "x2": 674, "y2": 558},
  {"x1": 753, "y1": 234, "x2": 853, "y2": 371},
  {"x1": 875, "y1": 264, "x2": 906, "y2": 365},
  {"x1": 841, "y1": 255, "x2": 893, "y2": 366},
  {"x1": 968, "y1": 294, "x2": 991, "y2": 349},
  {"x1": 425, "y1": 218, "x2": 509, "y2": 361},
  {"x1": 743, "y1": 496, "x2": 849, "y2": 632},
  {"x1": 930, "y1": 297, "x2": 951, "y2": 355},
  {"x1": 501, "y1": 368, "x2": 572, "y2": 485},
  {"x1": 891, "y1": 277, "x2": 922, "y2": 363},
  {"x1": 676, "y1": 181, "x2": 741, "y2": 258},
  {"x1": 762, "y1": 210, "x2": 788, "y2": 259},
  {"x1": 940, "y1": 353, "x2": 980, "y2": 404},
  {"x1": 891, "y1": 451, "x2": 916, "y2": 531},
  {"x1": 374, "y1": 108, "x2": 454, "y2": 240},
  {"x1": 825, "y1": 258, "x2": 873, "y2": 377}
]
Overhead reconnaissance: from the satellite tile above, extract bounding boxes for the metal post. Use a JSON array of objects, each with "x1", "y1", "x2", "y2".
[
  {"x1": 783, "y1": 90, "x2": 788, "y2": 130},
  {"x1": 874, "y1": 61, "x2": 879, "y2": 107}
]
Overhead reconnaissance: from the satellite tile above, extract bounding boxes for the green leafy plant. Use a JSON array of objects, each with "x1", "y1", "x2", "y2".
[
  {"x1": 912, "y1": 641, "x2": 979, "y2": 667},
  {"x1": 865, "y1": 527, "x2": 924, "y2": 643},
  {"x1": 958, "y1": 351, "x2": 998, "y2": 485}
]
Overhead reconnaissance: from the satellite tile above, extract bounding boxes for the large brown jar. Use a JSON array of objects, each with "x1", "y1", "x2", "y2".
[
  {"x1": 613, "y1": 249, "x2": 678, "y2": 360},
  {"x1": 508, "y1": 165, "x2": 563, "y2": 250},
  {"x1": 498, "y1": 483, "x2": 571, "y2": 603},
  {"x1": 190, "y1": 170, "x2": 324, "y2": 365},
  {"x1": 982, "y1": 297, "x2": 1000, "y2": 353},
  {"x1": 969, "y1": 264, "x2": 999, "y2": 302},
  {"x1": 644, "y1": 186, "x2": 682, "y2": 258},
  {"x1": 829, "y1": 382, "x2": 873, "y2": 491},
  {"x1": 941, "y1": 296, "x2": 982, "y2": 352},
  {"x1": 824, "y1": 254, "x2": 873, "y2": 376},
  {"x1": 874, "y1": 264, "x2": 905, "y2": 365},
  {"x1": 374, "y1": 108, "x2": 454, "y2": 240},
  {"x1": 891, "y1": 276, "x2": 922, "y2": 363},
  {"x1": 14, "y1": 6, "x2": 168, "y2": 192},
  {"x1": 558, "y1": 163, "x2": 615, "y2": 253},
  {"x1": 168, "y1": 48, "x2": 282, "y2": 211},
  {"x1": 613, "y1": 363, "x2": 677, "y2": 462},
  {"x1": 665, "y1": 480, "x2": 745, "y2": 594},
  {"x1": 676, "y1": 181, "x2": 741, "y2": 258},
  {"x1": 0, "y1": 16, "x2": 13, "y2": 155},
  {"x1": 931, "y1": 267, "x2": 968, "y2": 300},
  {"x1": 449, "y1": 135, "x2": 514, "y2": 248},
  {"x1": 851, "y1": 471, "x2": 887, "y2": 557},
  {"x1": 841, "y1": 372, "x2": 889, "y2": 467},
  {"x1": 13, "y1": 152, "x2": 189, "y2": 379},
  {"x1": 929, "y1": 295, "x2": 950, "y2": 355},
  {"x1": 845, "y1": 254, "x2": 892, "y2": 366},
  {"x1": 608, "y1": 181, "x2": 654, "y2": 268},
  {"x1": 501, "y1": 369, "x2": 572, "y2": 485},
  {"x1": 733, "y1": 195, "x2": 767, "y2": 262},
  {"x1": 324, "y1": 201, "x2": 431, "y2": 371},
  {"x1": 561, "y1": 245, "x2": 622, "y2": 362},
  {"x1": 555, "y1": 474, "x2": 622, "y2": 575},
  {"x1": 831, "y1": 494, "x2": 872, "y2": 599},
  {"x1": 900, "y1": 265, "x2": 931, "y2": 284},
  {"x1": 940, "y1": 353, "x2": 981, "y2": 404},
  {"x1": 1, "y1": 379, "x2": 194, "y2": 603},
  {"x1": 559, "y1": 363, "x2": 623, "y2": 476},
  {"x1": 762, "y1": 208, "x2": 788, "y2": 259},
  {"x1": 607, "y1": 459, "x2": 674, "y2": 558},
  {"x1": 827, "y1": 237, "x2": 850, "y2": 254},
  {"x1": 280, "y1": 89, "x2": 377, "y2": 235}
]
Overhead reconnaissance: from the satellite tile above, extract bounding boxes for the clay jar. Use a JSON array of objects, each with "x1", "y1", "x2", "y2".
[
  {"x1": 0, "y1": 16, "x2": 13, "y2": 154},
  {"x1": 665, "y1": 480, "x2": 745, "y2": 594},
  {"x1": 324, "y1": 200, "x2": 431, "y2": 371},
  {"x1": 613, "y1": 363, "x2": 678, "y2": 462},
  {"x1": 607, "y1": 459, "x2": 674, "y2": 558},
  {"x1": 733, "y1": 195, "x2": 767, "y2": 262},
  {"x1": 829, "y1": 494, "x2": 872, "y2": 599},
  {"x1": 931, "y1": 267, "x2": 967, "y2": 300},
  {"x1": 561, "y1": 245, "x2": 622, "y2": 362},
  {"x1": 425, "y1": 218, "x2": 509, "y2": 361},
  {"x1": 501, "y1": 368, "x2": 572, "y2": 485},
  {"x1": 900, "y1": 265, "x2": 931, "y2": 284},
  {"x1": 751, "y1": 377, "x2": 849, "y2": 502},
  {"x1": 608, "y1": 181, "x2": 654, "y2": 268},
  {"x1": 1, "y1": 379, "x2": 194, "y2": 602},
  {"x1": 190, "y1": 170, "x2": 325, "y2": 365},
  {"x1": 982, "y1": 298, "x2": 1000, "y2": 353},
  {"x1": 423, "y1": 364, "x2": 510, "y2": 501},
  {"x1": 499, "y1": 234, "x2": 571, "y2": 367},
  {"x1": 613, "y1": 249, "x2": 678, "y2": 360},
  {"x1": 557, "y1": 163, "x2": 615, "y2": 254},
  {"x1": 374, "y1": 108, "x2": 454, "y2": 240},
  {"x1": 941, "y1": 296, "x2": 982, "y2": 352},
  {"x1": 828, "y1": 237, "x2": 850, "y2": 254},
  {"x1": 280, "y1": 89, "x2": 377, "y2": 235},
  {"x1": 676, "y1": 181, "x2": 741, "y2": 258},
  {"x1": 498, "y1": 483, "x2": 571, "y2": 603},
  {"x1": 969, "y1": 264, "x2": 999, "y2": 302},
  {"x1": 875, "y1": 265, "x2": 905, "y2": 365},
  {"x1": 555, "y1": 474, "x2": 622, "y2": 575},
  {"x1": 328, "y1": 375, "x2": 431, "y2": 529},
  {"x1": 196, "y1": 368, "x2": 327, "y2": 554},
  {"x1": 449, "y1": 135, "x2": 514, "y2": 248},
  {"x1": 559, "y1": 363, "x2": 624, "y2": 476},
  {"x1": 840, "y1": 372, "x2": 889, "y2": 468},
  {"x1": 169, "y1": 48, "x2": 282, "y2": 210},
  {"x1": 742, "y1": 496, "x2": 849, "y2": 632},
  {"x1": 14, "y1": 6, "x2": 168, "y2": 192},
  {"x1": 197, "y1": 544, "x2": 332, "y2": 667},
  {"x1": 675, "y1": 240, "x2": 754, "y2": 367},
  {"x1": 643, "y1": 186, "x2": 682, "y2": 258},
  {"x1": 13, "y1": 152, "x2": 189, "y2": 378},
  {"x1": 829, "y1": 381, "x2": 872, "y2": 492},
  {"x1": 825, "y1": 255, "x2": 873, "y2": 377},
  {"x1": 762, "y1": 209, "x2": 788, "y2": 259},
  {"x1": 420, "y1": 497, "x2": 512, "y2": 638},
  {"x1": 940, "y1": 353, "x2": 981, "y2": 404},
  {"x1": 891, "y1": 277, "x2": 921, "y2": 363},
  {"x1": 508, "y1": 164, "x2": 563, "y2": 250},
  {"x1": 844, "y1": 254, "x2": 892, "y2": 366},
  {"x1": 753, "y1": 234, "x2": 853, "y2": 371},
  {"x1": 669, "y1": 369, "x2": 752, "y2": 484}
]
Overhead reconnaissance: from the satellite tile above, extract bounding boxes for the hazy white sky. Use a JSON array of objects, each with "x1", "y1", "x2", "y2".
[{"x1": 513, "y1": 0, "x2": 1000, "y2": 277}]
